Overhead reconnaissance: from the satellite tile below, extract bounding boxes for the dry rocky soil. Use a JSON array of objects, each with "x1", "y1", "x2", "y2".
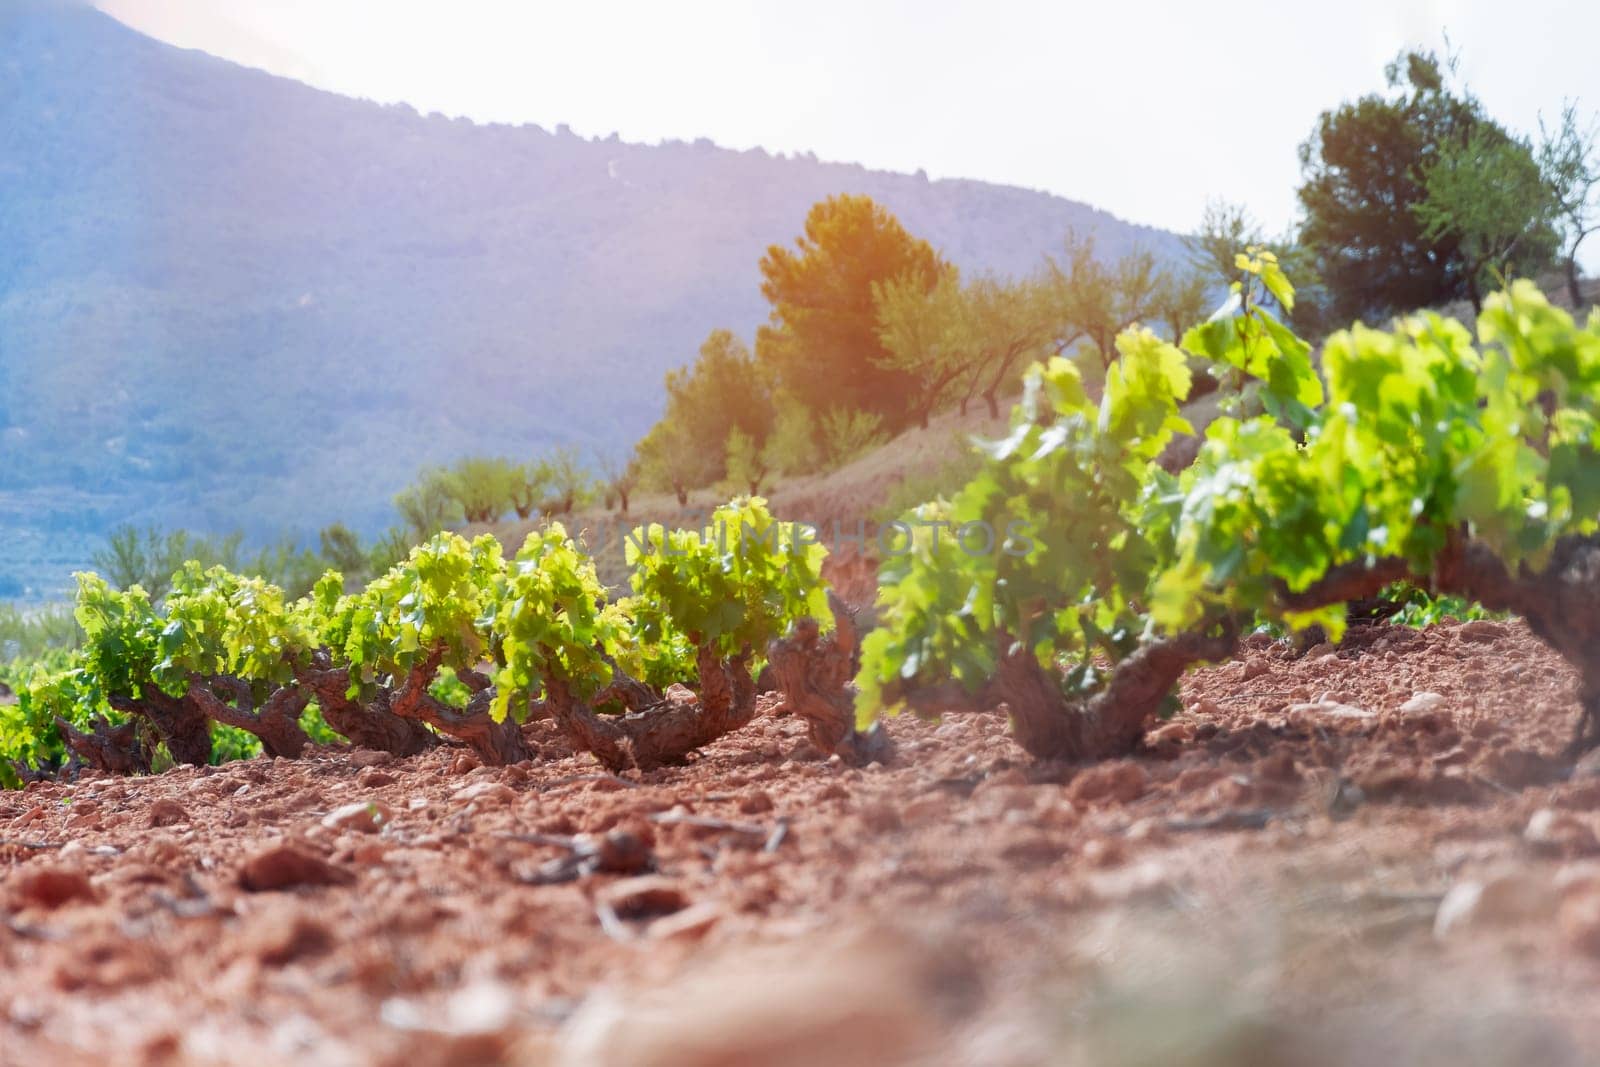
[{"x1": 4, "y1": 619, "x2": 1600, "y2": 1066}]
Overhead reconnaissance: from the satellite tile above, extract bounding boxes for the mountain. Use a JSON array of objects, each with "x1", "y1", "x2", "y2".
[{"x1": 0, "y1": 0, "x2": 1185, "y2": 600}]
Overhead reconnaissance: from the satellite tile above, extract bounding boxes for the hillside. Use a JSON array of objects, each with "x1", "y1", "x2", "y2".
[
  {"x1": 481, "y1": 403, "x2": 1011, "y2": 602},
  {"x1": 0, "y1": 0, "x2": 1184, "y2": 600}
]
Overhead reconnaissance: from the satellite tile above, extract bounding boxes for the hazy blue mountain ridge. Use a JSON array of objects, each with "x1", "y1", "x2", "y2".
[{"x1": 0, "y1": 0, "x2": 1185, "y2": 599}]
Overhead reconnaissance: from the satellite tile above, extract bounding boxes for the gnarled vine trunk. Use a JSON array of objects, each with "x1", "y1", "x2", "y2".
[
  {"x1": 545, "y1": 645, "x2": 760, "y2": 772},
  {"x1": 992, "y1": 629, "x2": 1240, "y2": 760},
  {"x1": 108, "y1": 689, "x2": 212, "y2": 766},
  {"x1": 970, "y1": 531, "x2": 1599, "y2": 763},
  {"x1": 971, "y1": 531, "x2": 1600, "y2": 763},
  {"x1": 297, "y1": 659, "x2": 437, "y2": 757},
  {"x1": 767, "y1": 593, "x2": 1239, "y2": 765},
  {"x1": 388, "y1": 652, "x2": 535, "y2": 766},
  {"x1": 879, "y1": 624, "x2": 1241, "y2": 762},
  {"x1": 591, "y1": 655, "x2": 660, "y2": 713},
  {"x1": 809, "y1": 580, "x2": 1240, "y2": 762},
  {"x1": 766, "y1": 593, "x2": 892, "y2": 764},
  {"x1": 55, "y1": 716, "x2": 150, "y2": 775},
  {"x1": 186, "y1": 678, "x2": 312, "y2": 759}
]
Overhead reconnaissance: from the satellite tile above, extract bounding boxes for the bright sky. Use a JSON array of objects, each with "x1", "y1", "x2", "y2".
[{"x1": 97, "y1": 0, "x2": 1600, "y2": 268}]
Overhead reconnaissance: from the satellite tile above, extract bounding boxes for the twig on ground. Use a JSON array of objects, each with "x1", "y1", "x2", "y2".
[
  {"x1": 499, "y1": 829, "x2": 653, "y2": 884},
  {"x1": 594, "y1": 899, "x2": 632, "y2": 943},
  {"x1": 1346, "y1": 889, "x2": 1447, "y2": 908},
  {"x1": 2, "y1": 916, "x2": 64, "y2": 941},
  {"x1": 151, "y1": 890, "x2": 225, "y2": 920},
  {"x1": 647, "y1": 812, "x2": 767, "y2": 836},
  {"x1": 1162, "y1": 809, "x2": 1277, "y2": 833},
  {"x1": 1472, "y1": 772, "x2": 1519, "y2": 797},
  {"x1": 540, "y1": 773, "x2": 641, "y2": 791},
  {"x1": 497, "y1": 830, "x2": 579, "y2": 849}
]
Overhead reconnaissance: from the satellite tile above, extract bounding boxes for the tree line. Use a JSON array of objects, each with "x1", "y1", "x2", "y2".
[
  {"x1": 1297, "y1": 47, "x2": 1598, "y2": 321},
  {"x1": 627, "y1": 35, "x2": 1600, "y2": 505},
  {"x1": 629, "y1": 195, "x2": 1228, "y2": 506},
  {"x1": 79, "y1": 42, "x2": 1599, "y2": 612}
]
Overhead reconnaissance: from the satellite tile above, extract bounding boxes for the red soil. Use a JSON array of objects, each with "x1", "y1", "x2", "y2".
[{"x1": 3, "y1": 619, "x2": 1599, "y2": 1065}]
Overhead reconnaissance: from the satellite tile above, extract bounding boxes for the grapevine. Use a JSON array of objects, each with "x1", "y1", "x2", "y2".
[
  {"x1": 9, "y1": 271, "x2": 1599, "y2": 784},
  {"x1": 7, "y1": 498, "x2": 848, "y2": 780},
  {"x1": 858, "y1": 258, "x2": 1600, "y2": 759}
]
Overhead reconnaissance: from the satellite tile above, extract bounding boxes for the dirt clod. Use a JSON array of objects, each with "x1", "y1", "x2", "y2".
[
  {"x1": 557, "y1": 928, "x2": 935, "y2": 1067},
  {"x1": 238, "y1": 910, "x2": 335, "y2": 967},
  {"x1": 10, "y1": 866, "x2": 96, "y2": 909},
  {"x1": 598, "y1": 875, "x2": 689, "y2": 920},
  {"x1": 321, "y1": 800, "x2": 393, "y2": 833},
  {"x1": 737, "y1": 791, "x2": 774, "y2": 814},
  {"x1": 452, "y1": 781, "x2": 515, "y2": 806},
  {"x1": 1435, "y1": 872, "x2": 1560, "y2": 937},
  {"x1": 1400, "y1": 691, "x2": 1450, "y2": 715},
  {"x1": 1525, "y1": 809, "x2": 1600, "y2": 856},
  {"x1": 1459, "y1": 619, "x2": 1511, "y2": 643},
  {"x1": 1067, "y1": 760, "x2": 1147, "y2": 804},
  {"x1": 1559, "y1": 888, "x2": 1600, "y2": 956},
  {"x1": 647, "y1": 902, "x2": 723, "y2": 942},
  {"x1": 145, "y1": 797, "x2": 188, "y2": 827},
  {"x1": 237, "y1": 844, "x2": 355, "y2": 892}
]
